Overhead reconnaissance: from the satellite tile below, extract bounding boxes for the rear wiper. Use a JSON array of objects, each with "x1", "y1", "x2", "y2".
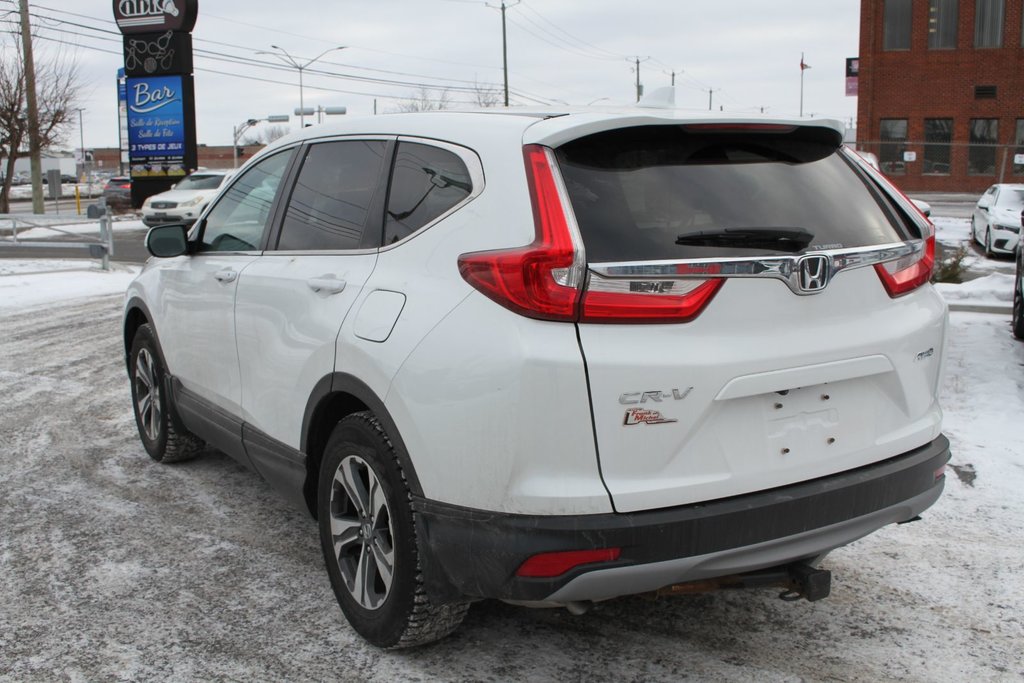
[{"x1": 675, "y1": 227, "x2": 814, "y2": 253}]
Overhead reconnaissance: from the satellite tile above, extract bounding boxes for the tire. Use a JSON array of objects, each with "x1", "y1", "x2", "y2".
[
  {"x1": 1013, "y1": 249, "x2": 1024, "y2": 340},
  {"x1": 128, "y1": 324, "x2": 204, "y2": 463},
  {"x1": 985, "y1": 228, "x2": 994, "y2": 258},
  {"x1": 317, "y1": 412, "x2": 469, "y2": 648},
  {"x1": 971, "y1": 217, "x2": 978, "y2": 244}
]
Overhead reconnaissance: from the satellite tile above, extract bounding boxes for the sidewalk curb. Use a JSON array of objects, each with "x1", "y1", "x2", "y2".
[{"x1": 946, "y1": 302, "x2": 1012, "y2": 314}]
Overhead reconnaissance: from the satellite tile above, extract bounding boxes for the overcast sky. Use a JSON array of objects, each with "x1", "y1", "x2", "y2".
[{"x1": 5, "y1": 0, "x2": 862, "y2": 149}]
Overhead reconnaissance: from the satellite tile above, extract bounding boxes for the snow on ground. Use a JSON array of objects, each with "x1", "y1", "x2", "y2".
[
  {"x1": 934, "y1": 272, "x2": 1014, "y2": 307},
  {"x1": 7, "y1": 182, "x2": 105, "y2": 201},
  {"x1": 0, "y1": 262, "x2": 139, "y2": 311},
  {"x1": 0, "y1": 283, "x2": 1020, "y2": 680},
  {"x1": 933, "y1": 216, "x2": 1010, "y2": 280}
]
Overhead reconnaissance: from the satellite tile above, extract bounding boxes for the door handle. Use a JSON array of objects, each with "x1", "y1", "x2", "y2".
[
  {"x1": 306, "y1": 276, "x2": 347, "y2": 295},
  {"x1": 214, "y1": 269, "x2": 237, "y2": 283}
]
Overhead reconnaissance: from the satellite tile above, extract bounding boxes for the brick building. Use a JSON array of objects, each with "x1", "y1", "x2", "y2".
[
  {"x1": 89, "y1": 144, "x2": 265, "y2": 174},
  {"x1": 857, "y1": 0, "x2": 1024, "y2": 192}
]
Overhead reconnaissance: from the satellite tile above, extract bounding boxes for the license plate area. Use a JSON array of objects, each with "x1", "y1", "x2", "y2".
[{"x1": 761, "y1": 381, "x2": 872, "y2": 460}]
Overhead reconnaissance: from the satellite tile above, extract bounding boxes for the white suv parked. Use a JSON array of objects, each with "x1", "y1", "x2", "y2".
[
  {"x1": 124, "y1": 109, "x2": 950, "y2": 648},
  {"x1": 141, "y1": 169, "x2": 234, "y2": 227}
]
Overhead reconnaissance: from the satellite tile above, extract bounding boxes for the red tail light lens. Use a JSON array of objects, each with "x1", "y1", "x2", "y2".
[
  {"x1": 515, "y1": 548, "x2": 622, "y2": 578},
  {"x1": 581, "y1": 279, "x2": 723, "y2": 323},
  {"x1": 874, "y1": 227, "x2": 935, "y2": 297},
  {"x1": 846, "y1": 149, "x2": 936, "y2": 298},
  {"x1": 457, "y1": 145, "x2": 583, "y2": 321}
]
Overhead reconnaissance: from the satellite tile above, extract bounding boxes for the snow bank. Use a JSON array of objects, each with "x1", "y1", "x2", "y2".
[
  {"x1": 0, "y1": 262, "x2": 139, "y2": 310},
  {"x1": 934, "y1": 272, "x2": 1014, "y2": 305}
]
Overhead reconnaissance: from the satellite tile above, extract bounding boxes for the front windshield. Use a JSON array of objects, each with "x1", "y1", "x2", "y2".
[
  {"x1": 997, "y1": 189, "x2": 1024, "y2": 209},
  {"x1": 176, "y1": 174, "x2": 225, "y2": 191}
]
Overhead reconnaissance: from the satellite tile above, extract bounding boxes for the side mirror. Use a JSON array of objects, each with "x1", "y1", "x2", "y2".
[{"x1": 146, "y1": 224, "x2": 189, "y2": 258}]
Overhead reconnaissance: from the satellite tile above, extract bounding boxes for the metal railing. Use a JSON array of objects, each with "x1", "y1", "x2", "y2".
[{"x1": 0, "y1": 201, "x2": 115, "y2": 270}]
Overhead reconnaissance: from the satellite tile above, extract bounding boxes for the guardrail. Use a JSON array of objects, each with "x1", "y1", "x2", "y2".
[{"x1": 0, "y1": 201, "x2": 115, "y2": 270}]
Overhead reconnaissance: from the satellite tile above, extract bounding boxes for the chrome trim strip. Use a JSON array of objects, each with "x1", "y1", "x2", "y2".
[{"x1": 589, "y1": 240, "x2": 923, "y2": 295}]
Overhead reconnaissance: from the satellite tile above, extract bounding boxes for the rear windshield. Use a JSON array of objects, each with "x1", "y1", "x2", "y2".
[{"x1": 555, "y1": 126, "x2": 914, "y2": 262}]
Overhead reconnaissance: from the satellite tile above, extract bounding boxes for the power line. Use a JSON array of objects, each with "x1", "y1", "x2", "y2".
[
  {"x1": 518, "y1": 1, "x2": 626, "y2": 60},
  {"x1": 10, "y1": 2, "x2": 559, "y2": 105}
]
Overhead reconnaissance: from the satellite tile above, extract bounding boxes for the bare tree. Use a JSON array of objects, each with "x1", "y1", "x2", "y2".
[
  {"x1": 0, "y1": 37, "x2": 80, "y2": 212},
  {"x1": 241, "y1": 124, "x2": 290, "y2": 146},
  {"x1": 471, "y1": 79, "x2": 501, "y2": 108},
  {"x1": 395, "y1": 87, "x2": 451, "y2": 113}
]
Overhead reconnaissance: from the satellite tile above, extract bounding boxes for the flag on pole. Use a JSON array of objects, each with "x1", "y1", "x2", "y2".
[{"x1": 801, "y1": 56, "x2": 811, "y2": 71}]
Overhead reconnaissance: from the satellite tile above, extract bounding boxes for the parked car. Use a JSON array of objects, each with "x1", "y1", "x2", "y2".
[
  {"x1": 910, "y1": 198, "x2": 931, "y2": 217},
  {"x1": 102, "y1": 176, "x2": 132, "y2": 207},
  {"x1": 141, "y1": 170, "x2": 235, "y2": 227},
  {"x1": 124, "y1": 110, "x2": 950, "y2": 648},
  {"x1": 972, "y1": 183, "x2": 1024, "y2": 256},
  {"x1": 1014, "y1": 234, "x2": 1024, "y2": 340}
]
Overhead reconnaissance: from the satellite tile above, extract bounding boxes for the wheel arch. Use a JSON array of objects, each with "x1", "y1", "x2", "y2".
[
  {"x1": 302, "y1": 373, "x2": 424, "y2": 518},
  {"x1": 123, "y1": 297, "x2": 155, "y2": 372}
]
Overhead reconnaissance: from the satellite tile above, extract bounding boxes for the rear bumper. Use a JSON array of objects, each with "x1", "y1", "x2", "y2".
[{"x1": 414, "y1": 434, "x2": 949, "y2": 603}]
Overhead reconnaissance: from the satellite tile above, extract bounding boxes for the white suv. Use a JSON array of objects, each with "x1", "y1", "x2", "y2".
[
  {"x1": 124, "y1": 109, "x2": 950, "y2": 648},
  {"x1": 141, "y1": 170, "x2": 235, "y2": 227}
]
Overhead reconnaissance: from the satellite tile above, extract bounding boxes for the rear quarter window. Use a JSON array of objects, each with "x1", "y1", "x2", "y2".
[
  {"x1": 384, "y1": 142, "x2": 472, "y2": 245},
  {"x1": 555, "y1": 126, "x2": 915, "y2": 263}
]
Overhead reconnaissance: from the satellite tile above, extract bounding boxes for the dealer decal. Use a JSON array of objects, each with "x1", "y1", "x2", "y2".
[{"x1": 623, "y1": 408, "x2": 678, "y2": 426}]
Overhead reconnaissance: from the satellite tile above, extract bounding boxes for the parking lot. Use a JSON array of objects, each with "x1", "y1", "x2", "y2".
[{"x1": 0, "y1": 285, "x2": 1021, "y2": 681}]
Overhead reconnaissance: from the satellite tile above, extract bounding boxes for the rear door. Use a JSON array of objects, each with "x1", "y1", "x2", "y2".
[
  {"x1": 553, "y1": 125, "x2": 947, "y2": 512},
  {"x1": 234, "y1": 138, "x2": 391, "y2": 451}
]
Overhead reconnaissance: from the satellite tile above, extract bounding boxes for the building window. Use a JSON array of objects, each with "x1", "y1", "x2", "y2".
[
  {"x1": 974, "y1": 0, "x2": 1004, "y2": 48},
  {"x1": 929, "y1": 0, "x2": 958, "y2": 48},
  {"x1": 880, "y1": 119, "x2": 908, "y2": 175},
  {"x1": 1013, "y1": 120, "x2": 1024, "y2": 174},
  {"x1": 968, "y1": 119, "x2": 999, "y2": 175},
  {"x1": 883, "y1": 0, "x2": 913, "y2": 49},
  {"x1": 924, "y1": 119, "x2": 953, "y2": 175}
]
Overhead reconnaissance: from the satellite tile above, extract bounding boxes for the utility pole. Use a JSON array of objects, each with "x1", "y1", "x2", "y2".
[
  {"x1": 501, "y1": 1, "x2": 509, "y2": 106},
  {"x1": 489, "y1": 1, "x2": 519, "y2": 107},
  {"x1": 707, "y1": 88, "x2": 719, "y2": 111},
  {"x1": 630, "y1": 56, "x2": 650, "y2": 103},
  {"x1": 18, "y1": 0, "x2": 44, "y2": 214}
]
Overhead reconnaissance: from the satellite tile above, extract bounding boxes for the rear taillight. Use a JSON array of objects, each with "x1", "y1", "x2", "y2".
[
  {"x1": 874, "y1": 226, "x2": 935, "y2": 297},
  {"x1": 581, "y1": 278, "x2": 723, "y2": 323},
  {"x1": 847, "y1": 149, "x2": 936, "y2": 298},
  {"x1": 458, "y1": 145, "x2": 721, "y2": 324},
  {"x1": 457, "y1": 145, "x2": 584, "y2": 321}
]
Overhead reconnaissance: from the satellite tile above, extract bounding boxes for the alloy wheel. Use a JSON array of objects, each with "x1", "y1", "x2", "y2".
[
  {"x1": 134, "y1": 347, "x2": 161, "y2": 441},
  {"x1": 329, "y1": 454, "x2": 395, "y2": 610}
]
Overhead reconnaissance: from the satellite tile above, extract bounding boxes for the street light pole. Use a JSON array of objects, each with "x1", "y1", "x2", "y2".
[
  {"x1": 232, "y1": 115, "x2": 290, "y2": 168},
  {"x1": 259, "y1": 45, "x2": 346, "y2": 129},
  {"x1": 76, "y1": 108, "x2": 86, "y2": 182}
]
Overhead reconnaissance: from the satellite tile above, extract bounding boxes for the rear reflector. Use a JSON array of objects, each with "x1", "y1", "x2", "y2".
[{"x1": 515, "y1": 548, "x2": 622, "y2": 578}]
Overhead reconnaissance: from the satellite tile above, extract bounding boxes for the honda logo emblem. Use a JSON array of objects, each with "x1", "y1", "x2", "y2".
[{"x1": 797, "y1": 254, "x2": 831, "y2": 293}]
